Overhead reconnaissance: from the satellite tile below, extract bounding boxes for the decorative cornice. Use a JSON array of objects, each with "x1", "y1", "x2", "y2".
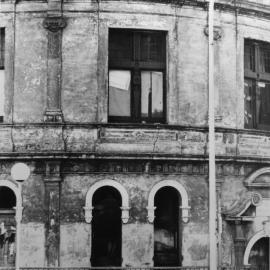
[
  {"x1": 43, "y1": 17, "x2": 66, "y2": 33},
  {"x1": 222, "y1": 191, "x2": 262, "y2": 219}
]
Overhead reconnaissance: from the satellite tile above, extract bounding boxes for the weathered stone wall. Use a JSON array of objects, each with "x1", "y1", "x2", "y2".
[
  {"x1": 60, "y1": 173, "x2": 209, "y2": 266},
  {"x1": 0, "y1": 0, "x2": 269, "y2": 127}
]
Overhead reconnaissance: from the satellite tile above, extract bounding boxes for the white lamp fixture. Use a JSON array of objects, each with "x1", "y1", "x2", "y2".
[{"x1": 11, "y1": 162, "x2": 30, "y2": 182}]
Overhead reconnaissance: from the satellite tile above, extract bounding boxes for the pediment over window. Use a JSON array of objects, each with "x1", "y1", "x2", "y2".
[
  {"x1": 222, "y1": 192, "x2": 262, "y2": 221},
  {"x1": 245, "y1": 167, "x2": 270, "y2": 188}
]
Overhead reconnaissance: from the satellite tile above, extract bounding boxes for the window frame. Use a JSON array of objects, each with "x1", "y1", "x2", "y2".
[
  {"x1": 244, "y1": 39, "x2": 270, "y2": 130},
  {"x1": 108, "y1": 28, "x2": 167, "y2": 124},
  {"x1": 0, "y1": 28, "x2": 5, "y2": 123}
]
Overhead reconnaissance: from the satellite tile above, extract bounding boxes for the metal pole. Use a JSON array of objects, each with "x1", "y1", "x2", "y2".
[
  {"x1": 15, "y1": 182, "x2": 22, "y2": 270},
  {"x1": 208, "y1": 0, "x2": 217, "y2": 269}
]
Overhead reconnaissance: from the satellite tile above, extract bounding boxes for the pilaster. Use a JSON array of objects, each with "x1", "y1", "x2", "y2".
[
  {"x1": 233, "y1": 220, "x2": 246, "y2": 267},
  {"x1": 44, "y1": 161, "x2": 62, "y2": 267},
  {"x1": 43, "y1": 0, "x2": 66, "y2": 122}
]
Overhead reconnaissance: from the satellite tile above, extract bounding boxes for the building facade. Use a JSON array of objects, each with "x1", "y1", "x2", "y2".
[{"x1": 1, "y1": 0, "x2": 270, "y2": 268}]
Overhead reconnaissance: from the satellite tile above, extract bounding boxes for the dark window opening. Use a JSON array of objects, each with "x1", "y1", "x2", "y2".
[
  {"x1": 108, "y1": 29, "x2": 166, "y2": 124},
  {"x1": 154, "y1": 187, "x2": 181, "y2": 266},
  {"x1": 0, "y1": 28, "x2": 5, "y2": 123},
  {"x1": 0, "y1": 187, "x2": 16, "y2": 267},
  {"x1": 0, "y1": 28, "x2": 4, "y2": 70},
  {"x1": 91, "y1": 186, "x2": 122, "y2": 266},
  {"x1": 248, "y1": 237, "x2": 269, "y2": 269},
  {"x1": 244, "y1": 39, "x2": 270, "y2": 130}
]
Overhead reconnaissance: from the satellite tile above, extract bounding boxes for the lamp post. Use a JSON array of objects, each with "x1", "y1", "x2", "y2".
[{"x1": 11, "y1": 163, "x2": 30, "y2": 270}]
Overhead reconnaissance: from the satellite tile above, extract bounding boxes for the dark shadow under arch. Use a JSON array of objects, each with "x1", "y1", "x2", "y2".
[{"x1": 249, "y1": 237, "x2": 269, "y2": 269}]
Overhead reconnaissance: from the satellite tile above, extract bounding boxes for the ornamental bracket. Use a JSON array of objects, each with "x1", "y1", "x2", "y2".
[{"x1": 204, "y1": 25, "x2": 222, "y2": 41}]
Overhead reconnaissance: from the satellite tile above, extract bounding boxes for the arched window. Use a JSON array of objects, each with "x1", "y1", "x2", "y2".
[
  {"x1": 91, "y1": 186, "x2": 122, "y2": 266},
  {"x1": 249, "y1": 237, "x2": 269, "y2": 268},
  {"x1": 154, "y1": 186, "x2": 181, "y2": 266},
  {"x1": 147, "y1": 180, "x2": 190, "y2": 267},
  {"x1": 84, "y1": 180, "x2": 130, "y2": 267}
]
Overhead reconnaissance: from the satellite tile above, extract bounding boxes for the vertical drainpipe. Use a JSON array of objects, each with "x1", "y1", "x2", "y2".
[{"x1": 208, "y1": 0, "x2": 217, "y2": 269}]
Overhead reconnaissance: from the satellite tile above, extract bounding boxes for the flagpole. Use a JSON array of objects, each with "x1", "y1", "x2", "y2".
[{"x1": 208, "y1": 0, "x2": 217, "y2": 269}]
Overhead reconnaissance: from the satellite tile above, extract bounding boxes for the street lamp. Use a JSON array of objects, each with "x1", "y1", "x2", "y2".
[{"x1": 11, "y1": 163, "x2": 30, "y2": 270}]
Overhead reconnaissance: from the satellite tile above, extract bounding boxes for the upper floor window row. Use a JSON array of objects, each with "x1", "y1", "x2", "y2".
[
  {"x1": 244, "y1": 39, "x2": 270, "y2": 130},
  {"x1": 108, "y1": 29, "x2": 166, "y2": 124}
]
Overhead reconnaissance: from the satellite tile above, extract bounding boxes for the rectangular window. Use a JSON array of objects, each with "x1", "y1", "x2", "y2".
[
  {"x1": 244, "y1": 39, "x2": 270, "y2": 130},
  {"x1": 0, "y1": 28, "x2": 5, "y2": 123},
  {"x1": 108, "y1": 29, "x2": 166, "y2": 123}
]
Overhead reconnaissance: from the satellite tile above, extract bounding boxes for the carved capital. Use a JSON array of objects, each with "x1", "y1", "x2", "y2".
[
  {"x1": 44, "y1": 161, "x2": 62, "y2": 183},
  {"x1": 83, "y1": 206, "x2": 94, "y2": 223},
  {"x1": 43, "y1": 17, "x2": 67, "y2": 33},
  {"x1": 263, "y1": 217, "x2": 270, "y2": 236},
  {"x1": 14, "y1": 206, "x2": 24, "y2": 223},
  {"x1": 44, "y1": 109, "x2": 64, "y2": 123},
  {"x1": 120, "y1": 206, "x2": 130, "y2": 224},
  {"x1": 204, "y1": 26, "x2": 222, "y2": 41},
  {"x1": 147, "y1": 206, "x2": 156, "y2": 223},
  {"x1": 180, "y1": 206, "x2": 191, "y2": 223}
]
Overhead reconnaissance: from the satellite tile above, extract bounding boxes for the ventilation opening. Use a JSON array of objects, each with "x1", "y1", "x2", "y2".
[
  {"x1": 154, "y1": 186, "x2": 181, "y2": 266},
  {"x1": 91, "y1": 186, "x2": 122, "y2": 266}
]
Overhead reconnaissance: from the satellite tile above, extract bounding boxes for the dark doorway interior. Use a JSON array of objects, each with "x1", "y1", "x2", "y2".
[
  {"x1": 91, "y1": 186, "x2": 122, "y2": 266},
  {"x1": 249, "y1": 237, "x2": 269, "y2": 270},
  {"x1": 154, "y1": 186, "x2": 181, "y2": 266},
  {"x1": 0, "y1": 186, "x2": 16, "y2": 266}
]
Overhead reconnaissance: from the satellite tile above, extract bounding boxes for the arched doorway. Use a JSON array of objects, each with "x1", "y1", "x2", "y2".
[
  {"x1": 0, "y1": 186, "x2": 16, "y2": 266},
  {"x1": 248, "y1": 237, "x2": 269, "y2": 269},
  {"x1": 154, "y1": 186, "x2": 181, "y2": 266},
  {"x1": 91, "y1": 186, "x2": 122, "y2": 266}
]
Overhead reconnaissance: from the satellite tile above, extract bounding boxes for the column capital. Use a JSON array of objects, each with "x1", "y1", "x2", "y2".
[
  {"x1": 43, "y1": 17, "x2": 66, "y2": 33},
  {"x1": 44, "y1": 161, "x2": 62, "y2": 183}
]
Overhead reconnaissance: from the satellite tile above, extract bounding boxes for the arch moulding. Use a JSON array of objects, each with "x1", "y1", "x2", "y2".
[
  {"x1": 84, "y1": 179, "x2": 130, "y2": 224},
  {"x1": 243, "y1": 230, "x2": 266, "y2": 265},
  {"x1": 147, "y1": 180, "x2": 190, "y2": 223},
  {"x1": 245, "y1": 167, "x2": 270, "y2": 187}
]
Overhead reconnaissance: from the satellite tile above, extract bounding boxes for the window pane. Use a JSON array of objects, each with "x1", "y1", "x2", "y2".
[
  {"x1": 0, "y1": 70, "x2": 4, "y2": 117},
  {"x1": 244, "y1": 78, "x2": 255, "y2": 128},
  {"x1": 109, "y1": 70, "x2": 131, "y2": 117},
  {"x1": 244, "y1": 42, "x2": 255, "y2": 71},
  {"x1": 140, "y1": 33, "x2": 165, "y2": 62},
  {"x1": 260, "y1": 45, "x2": 270, "y2": 73},
  {"x1": 257, "y1": 81, "x2": 270, "y2": 126},
  {"x1": 0, "y1": 29, "x2": 4, "y2": 69},
  {"x1": 109, "y1": 30, "x2": 133, "y2": 61},
  {"x1": 141, "y1": 71, "x2": 163, "y2": 119}
]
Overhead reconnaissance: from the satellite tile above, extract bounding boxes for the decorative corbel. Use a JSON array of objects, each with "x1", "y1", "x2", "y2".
[
  {"x1": 83, "y1": 206, "x2": 94, "y2": 223},
  {"x1": 180, "y1": 205, "x2": 191, "y2": 223},
  {"x1": 147, "y1": 206, "x2": 156, "y2": 223},
  {"x1": 120, "y1": 206, "x2": 130, "y2": 224},
  {"x1": 204, "y1": 25, "x2": 222, "y2": 41},
  {"x1": 14, "y1": 205, "x2": 24, "y2": 223}
]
